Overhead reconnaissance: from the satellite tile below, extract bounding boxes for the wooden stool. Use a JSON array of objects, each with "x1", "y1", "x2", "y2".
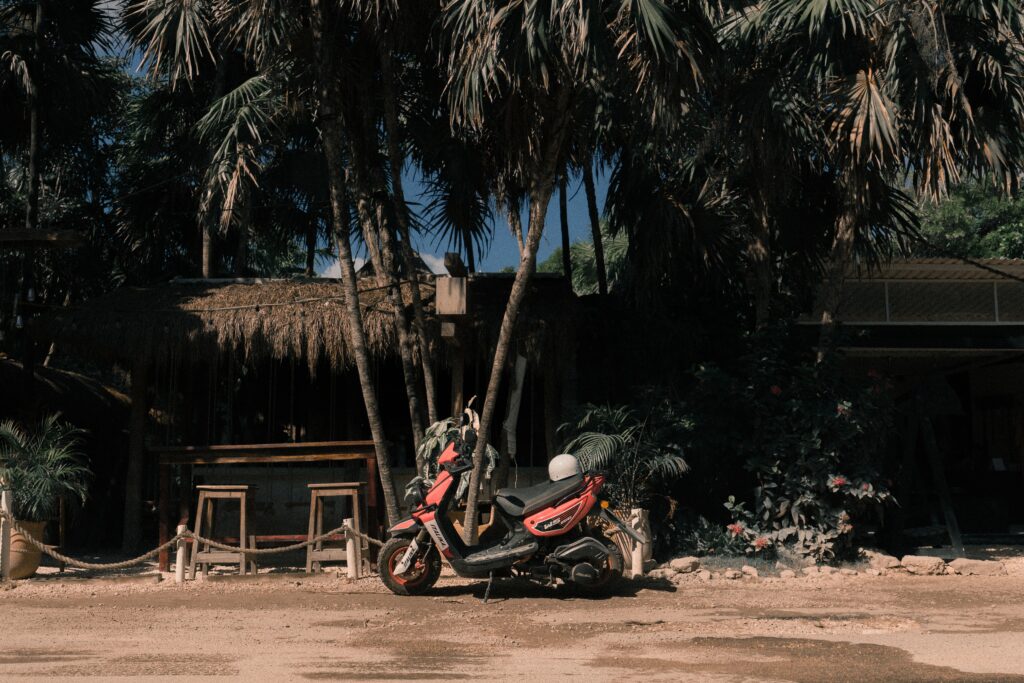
[
  {"x1": 306, "y1": 483, "x2": 364, "y2": 574},
  {"x1": 189, "y1": 485, "x2": 257, "y2": 579}
]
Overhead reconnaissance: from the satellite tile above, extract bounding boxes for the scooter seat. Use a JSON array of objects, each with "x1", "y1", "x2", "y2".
[{"x1": 494, "y1": 474, "x2": 584, "y2": 517}]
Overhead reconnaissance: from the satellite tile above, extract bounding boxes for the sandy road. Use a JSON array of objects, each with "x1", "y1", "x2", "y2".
[{"x1": 2, "y1": 569, "x2": 1024, "y2": 682}]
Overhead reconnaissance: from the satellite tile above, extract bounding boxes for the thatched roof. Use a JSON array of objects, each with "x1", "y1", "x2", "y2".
[
  {"x1": 34, "y1": 278, "x2": 435, "y2": 372},
  {"x1": 34, "y1": 273, "x2": 580, "y2": 372}
]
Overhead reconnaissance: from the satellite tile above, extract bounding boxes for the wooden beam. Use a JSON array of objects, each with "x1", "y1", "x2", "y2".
[
  {"x1": 920, "y1": 416, "x2": 966, "y2": 556},
  {"x1": 0, "y1": 230, "x2": 84, "y2": 248}
]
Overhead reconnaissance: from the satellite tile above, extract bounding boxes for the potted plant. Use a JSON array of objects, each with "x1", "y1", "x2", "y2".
[
  {"x1": 0, "y1": 415, "x2": 91, "y2": 579},
  {"x1": 561, "y1": 398, "x2": 691, "y2": 576}
]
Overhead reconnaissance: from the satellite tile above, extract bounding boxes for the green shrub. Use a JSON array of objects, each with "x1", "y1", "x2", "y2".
[
  {"x1": 560, "y1": 395, "x2": 690, "y2": 508},
  {"x1": 0, "y1": 415, "x2": 91, "y2": 522},
  {"x1": 687, "y1": 331, "x2": 895, "y2": 562}
]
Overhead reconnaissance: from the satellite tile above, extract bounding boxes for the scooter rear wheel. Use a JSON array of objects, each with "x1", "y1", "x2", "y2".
[
  {"x1": 380, "y1": 537, "x2": 441, "y2": 596},
  {"x1": 570, "y1": 538, "x2": 624, "y2": 596}
]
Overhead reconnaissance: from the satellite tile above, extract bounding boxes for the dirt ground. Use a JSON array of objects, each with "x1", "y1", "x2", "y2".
[{"x1": 2, "y1": 565, "x2": 1024, "y2": 682}]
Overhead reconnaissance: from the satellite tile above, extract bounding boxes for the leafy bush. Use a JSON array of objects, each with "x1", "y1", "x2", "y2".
[
  {"x1": 0, "y1": 415, "x2": 91, "y2": 522},
  {"x1": 561, "y1": 395, "x2": 690, "y2": 508},
  {"x1": 686, "y1": 332, "x2": 895, "y2": 562},
  {"x1": 657, "y1": 512, "x2": 748, "y2": 558},
  {"x1": 413, "y1": 417, "x2": 498, "y2": 501}
]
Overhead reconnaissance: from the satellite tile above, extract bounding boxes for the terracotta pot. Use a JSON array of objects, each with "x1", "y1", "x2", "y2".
[{"x1": 8, "y1": 520, "x2": 47, "y2": 580}]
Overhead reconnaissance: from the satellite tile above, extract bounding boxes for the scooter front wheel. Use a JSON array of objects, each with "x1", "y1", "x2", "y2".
[{"x1": 379, "y1": 537, "x2": 441, "y2": 596}]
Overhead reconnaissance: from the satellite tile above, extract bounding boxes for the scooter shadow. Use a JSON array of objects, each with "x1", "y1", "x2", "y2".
[{"x1": 426, "y1": 576, "x2": 676, "y2": 602}]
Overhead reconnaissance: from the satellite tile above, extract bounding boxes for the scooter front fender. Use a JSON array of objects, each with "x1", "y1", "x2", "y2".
[{"x1": 387, "y1": 516, "x2": 422, "y2": 538}]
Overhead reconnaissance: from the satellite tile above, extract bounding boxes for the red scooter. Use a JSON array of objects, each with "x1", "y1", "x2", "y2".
[{"x1": 379, "y1": 409, "x2": 642, "y2": 596}]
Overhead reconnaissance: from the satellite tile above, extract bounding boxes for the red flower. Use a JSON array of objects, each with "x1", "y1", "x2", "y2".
[
  {"x1": 753, "y1": 536, "x2": 770, "y2": 550},
  {"x1": 770, "y1": 385, "x2": 782, "y2": 396},
  {"x1": 829, "y1": 475, "x2": 848, "y2": 488},
  {"x1": 861, "y1": 482, "x2": 870, "y2": 491},
  {"x1": 727, "y1": 522, "x2": 745, "y2": 537}
]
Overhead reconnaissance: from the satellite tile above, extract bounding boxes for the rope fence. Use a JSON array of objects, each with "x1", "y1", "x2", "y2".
[{"x1": 0, "y1": 506, "x2": 384, "y2": 581}]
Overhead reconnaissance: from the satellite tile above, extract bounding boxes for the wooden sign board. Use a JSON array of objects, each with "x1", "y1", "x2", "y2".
[{"x1": 437, "y1": 277, "x2": 467, "y2": 316}]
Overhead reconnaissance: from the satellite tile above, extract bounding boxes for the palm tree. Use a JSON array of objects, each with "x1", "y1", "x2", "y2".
[
  {"x1": 1, "y1": 0, "x2": 117, "y2": 260},
  {"x1": 443, "y1": 0, "x2": 719, "y2": 543},
  {"x1": 744, "y1": 0, "x2": 1024, "y2": 353},
  {"x1": 119, "y1": 0, "x2": 417, "y2": 525}
]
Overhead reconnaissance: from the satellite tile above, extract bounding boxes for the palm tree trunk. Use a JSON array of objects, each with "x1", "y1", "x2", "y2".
[
  {"x1": 749, "y1": 193, "x2": 772, "y2": 330},
  {"x1": 817, "y1": 206, "x2": 857, "y2": 362},
  {"x1": 379, "y1": 44, "x2": 439, "y2": 428},
  {"x1": 23, "y1": 0, "x2": 43, "y2": 233},
  {"x1": 582, "y1": 161, "x2": 607, "y2": 295},
  {"x1": 305, "y1": 219, "x2": 317, "y2": 277},
  {"x1": 461, "y1": 88, "x2": 574, "y2": 544},
  {"x1": 463, "y1": 225, "x2": 476, "y2": 272},
  {"x1": 495, "y1": 353, "x2": 527, "y2": 488},
  {"x1": 310, "y1": 0, "x2": 399, "y2": 525},
  {"x1": 200, "y1": 59, "x2": 230, "y2": 278},
  {"x1": 559, "y1": 176, "x2": 572, "y2": 280},
  {"x1": 507, "y1": 199, "x2": 525, "y2": 259},
  {"x1": 461, "y1": 183, "x2": 555, "y2": 543},
  {"x1": 349, "y1": 159, "x2": 427, "y2": 450},
  {"x1": 122, "y1": 357, "x2": 148, "y2": 552},
  {"x1": 201, "y1": 229, "x2": 214, "y2": 277},
  {"x1": 235, "y1": 227, "x2": 248, "y2": 276}
]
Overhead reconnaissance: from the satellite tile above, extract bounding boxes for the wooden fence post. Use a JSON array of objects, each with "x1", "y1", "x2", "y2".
[
  {"x1": 630, "y1": 508, "x2": 649, "y2": 578},
  {"x1": 1, "y1": 487, "x2": 12, "y2": 583},
  {"x1": 174, "y1": 524, "x2": 187, "y2": 584},
  {"x1": 344, "y1": 518, "x2": 359, "y2": 580}
]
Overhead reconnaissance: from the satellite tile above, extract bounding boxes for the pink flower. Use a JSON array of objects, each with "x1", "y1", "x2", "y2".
[
  {"x1": 753, "y1": 536, "x2": 770, "y2": 550},
  {"x1": 836, "y1": 403, "x2": 850, "y2": 417},
  {"x1": 829, "y1": 475, "x2": 848, "y2": 488},
  {"x1": 727, "y1": 522, "x2": 745, "y2": 537},
  {"x1": 770, "y1": 385, "x2": 782, "y2": 396},
  {"x1": 861, "y1": 482, "x2": 870, "y2": 491}
]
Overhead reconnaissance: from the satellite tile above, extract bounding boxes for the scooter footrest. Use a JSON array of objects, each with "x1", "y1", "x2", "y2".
[{"x1": 463, "y1": 541, "x2": 538, "y2": 566}]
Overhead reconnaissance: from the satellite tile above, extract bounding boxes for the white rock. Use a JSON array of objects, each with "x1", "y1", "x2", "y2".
[
  {"x1": 779, "y1": 569, "x2": 796, "y2": 579},
  {"x1": 865, "y1": 568, "x2": 881, "y2": 577},
  {"x1": 900, "y1": 555, "x2": 946, "y2": 575},
  {"x1": 948, "y1": 558, "x2": 1005, "y2": 576},
  {"x1": 723, "y1": 569, "x2": 742, "y2": 580},
  {"x1": 864, "y1": 550, "x2": 901, "y2": 570},
  {"x1": 647, "y1": 568, "x2": 675, "y2": 581},
  {"x1": 670, "y1": 557, "x2": 701, "y2": 573},
  {"x1": 741, "y1": 565, "x2": 759, "y2": 578},
  {"x1": 697, "y1": 570, "x2": 712, "y2": 581},
  {"x1": 818, "y1": 566, "x2": 835, "y2": 576}
]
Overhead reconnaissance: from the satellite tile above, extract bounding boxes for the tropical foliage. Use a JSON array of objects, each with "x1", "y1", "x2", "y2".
[
  {"x1": 0, "y1": 415, "x2": 91, "y2": 522},
  {"x1": 917, "y1": 183, "x2": 1024, "y2": 259},
  {"x1": 561, "y1": 399, "x2": 691, "y2": 508},
  {"x1": 685, "y1": 330, "x2": 896, "y2": 562}
]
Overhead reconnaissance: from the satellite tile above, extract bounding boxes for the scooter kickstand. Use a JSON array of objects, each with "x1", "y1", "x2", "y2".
[{"x1": 482, "y1": 570, "x2": 495, "y2": 604}]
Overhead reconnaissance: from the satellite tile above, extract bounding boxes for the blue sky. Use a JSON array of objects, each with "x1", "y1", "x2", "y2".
[{"x1": 321, "y1": 169, "x2": 609, "y2": 275}]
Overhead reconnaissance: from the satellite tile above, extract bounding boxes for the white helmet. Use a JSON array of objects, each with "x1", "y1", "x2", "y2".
[{"x1": 548, "y1": 453, "x2": 581, "y2": 482}]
